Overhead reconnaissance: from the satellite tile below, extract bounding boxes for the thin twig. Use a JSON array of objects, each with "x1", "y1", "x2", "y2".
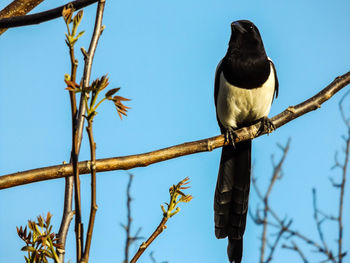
[
  {"x1": 0, "y1": 0, "x2": 98, "y2": 31},
  {"x1": 130, "y1": 217, "x2": 168, "y2": 263},
  {"x1": 80, "y1": 118, "x2": 98, "y2": 263},
  {"x1": 124, "y1": 173, "x2": 133, "y2": 263},
  {"x1": 252, "y1": 155, "x2": 337, "y2": 263},
  {"x1": 266, "y1": 220, "x2": 334, "y2": 261},
  {"x1": 57, "y1": 16, "x2": 79, "y2": 261},
  {"x1": 1, "y1": 70, "x2": 350, "y2": 189},
  {"x1": 312, "y1": 189, "x2": 330, "y2": 254},
  {"x1": 121, "y1": 174, "x2": 143, "y2": 263},
  {"x1": 251, "y1": 139, "x2": 290, "y2": 263},
  {"x1": 70, "y1": 1, "x2": 105, "y2": 261},
  {"x1": 149, "y1": 252, "x2": 168, "y2": 263},
  {"x1": 149, "y1": 252, "x2": 157, "y2": 263},
  {"x1": 337, "y1": 93, "x2": 350, "y2": 263},
  {"x1": 282, "y1": 241, "x2": 309, "y2": 263},
  {"x1": 130, "y1": 177, "x2": 192, "y2": 263}
]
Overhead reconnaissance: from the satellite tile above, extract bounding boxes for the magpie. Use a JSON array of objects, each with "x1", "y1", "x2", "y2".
[{"x1": 214, "y1": 20, "x2": 278, "y2": 263}]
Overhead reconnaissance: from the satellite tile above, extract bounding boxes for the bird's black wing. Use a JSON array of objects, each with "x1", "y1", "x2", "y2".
[
  {"x1": 214, "y1": 60, "x2": 225, "y2": 133},
  {"x1": 270, "y1": 60, "x2": 279, "y2": 99}
]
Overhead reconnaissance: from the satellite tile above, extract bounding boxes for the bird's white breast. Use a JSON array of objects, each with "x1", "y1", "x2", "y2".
[{"x1": 216, "y1": 62, "x2": 276, "y2": 129}]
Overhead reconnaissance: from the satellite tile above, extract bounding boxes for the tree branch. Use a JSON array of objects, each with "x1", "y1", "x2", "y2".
[
  {"x1": 57, "y1": 11, "x2": 79, "y2": 261},
  {"x1": 70, "y1": 0, "x2": 105, "y2": 261},
  {"x1": 282, "y1": 241, "x2": 309, "y2": 263},
  {"x1": 80, "y1": 118, "x2": 98, "y2": 263},
  {"x1": 251, "y1": 159, "x2": 336, "y2": 262},
  {"x1": 262, "y1": 140, "x2": 290, "y2": 262},
  {"x1": 1, "y1": 70, "x2": 350, "y2": 190},
  {"x1": 0, "y1": 0, "x2": 98, "y2": 31},
  {"x1": 250, "y1": 139, "x2": 290, "y2": 263},
  {"x1": 336, "y1": 92, "x2": 350, "y2": 263},
  {"x1": 0, "y1": 0, "x2": 44, "y2": 34},
  {"x1": 130, "y1": 177, "x2": 192, "y2": 263},
  {"x1": 312, "y1": 188, "x2": 330, "y2": 255},
  {"x1": 121, "y1": 174, "x2": 143, "y2": 263}
]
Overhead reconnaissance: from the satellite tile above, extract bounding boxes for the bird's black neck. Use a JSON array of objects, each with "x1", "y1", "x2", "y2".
[{"x1": 221, "y1": 48, "x2": 270, "y2": 89}]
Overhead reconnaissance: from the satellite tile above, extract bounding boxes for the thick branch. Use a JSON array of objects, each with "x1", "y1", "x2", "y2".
[
  {"x1": 1, "y1": 70, "x2": 350, "y2": 190},
  {"x1": 0, "y1": 0, "x2": 44, "y2": 34},
  {"x1": 0, "y1": 0, "x2": 98, "y2": 31}
]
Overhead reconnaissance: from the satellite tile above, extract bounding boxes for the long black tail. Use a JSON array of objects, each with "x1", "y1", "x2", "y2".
[{"x1": 214, "y1": 140, "x2": 252, "y2": 263}]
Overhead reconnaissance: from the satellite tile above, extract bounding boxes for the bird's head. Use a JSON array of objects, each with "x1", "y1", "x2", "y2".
[{"x1": 228, "y1": 20, "x2": 265, "y2": 52}]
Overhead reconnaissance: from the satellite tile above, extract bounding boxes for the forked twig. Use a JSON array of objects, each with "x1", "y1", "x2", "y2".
[{"x1": 250, "y1": 139, "x2": 290, "y2": 263}]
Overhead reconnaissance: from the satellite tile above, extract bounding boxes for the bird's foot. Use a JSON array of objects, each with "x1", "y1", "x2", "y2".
[
  {"x1": 258, "y1": 117, "x2": 275, "y2": 135},
  {"x1": 224, "y1": 127, "x2": 238, "y2": 147}
]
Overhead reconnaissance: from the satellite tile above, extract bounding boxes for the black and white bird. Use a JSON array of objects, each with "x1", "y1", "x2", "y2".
[{"x1": 214, "y1": 20, "x2": 278, "y2": 263}]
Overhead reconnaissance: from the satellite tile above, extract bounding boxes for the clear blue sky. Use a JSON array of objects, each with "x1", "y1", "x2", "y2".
[{"x1": 1, "y1": 0, "x2": 350, "y2": 262}]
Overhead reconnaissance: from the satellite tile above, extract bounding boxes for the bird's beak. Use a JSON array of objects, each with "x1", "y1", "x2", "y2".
[{"x1": 232, "y1": 21, "x2": 247, "y2": 34}]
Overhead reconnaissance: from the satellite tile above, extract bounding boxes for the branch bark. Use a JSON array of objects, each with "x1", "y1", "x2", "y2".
[
  {"x1": 130, "y1": 217, "x2": 168, "y2": 263},
  {"x1": 0, "y1": 0, "x2": 44, "y2": 34},
  {"x1": 80, "y1": 118, "x2": 98, "y2": 263},
  {"x1": 70, "y1": 0, "x2": 105, "y2": 261},
  {"x1": 57, "y1": 17, "x2": 79, "y2": 262},
  {"x1": 1, "y1": 70, "x2": 350, "y2": 190},
  {"x1": 0, "y1": 0, "x2": 98, "y2": 32}
]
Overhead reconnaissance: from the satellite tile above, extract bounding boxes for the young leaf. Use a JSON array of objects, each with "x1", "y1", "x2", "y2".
[
  {"x1": 21, "y1": 246, "x2": 36, "y2": 252},
  {"x1": 105, "y1": 88, "x2": 120, "y2": 98},
  {"x1": 62, "y1": 5, "x2": 74, "y2": 24},
  {"x1": 77, "y1": 30, "x2": 85, "y2": 39},
  {"x1": 72, "y1": 10, "x2": 84, "y2": 36}
]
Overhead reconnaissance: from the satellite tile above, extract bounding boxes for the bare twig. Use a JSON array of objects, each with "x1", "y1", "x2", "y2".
[
  {"x1": 121, "y1": 174, "x2": 143, "y2": 263},
  {"x1": 130, "y1": 177, "x2": 192, "y2": 263},
  {"x1": 251, "y1": 138, "x2": 336, "y2": 262},
  {"x1": 57, "y1": 9, "x2": 80, "y2": 260},
  {"x1": 124, "y1": 173, "x2": 133, "y2": 263},
  {"x1": 149, "y1": 252, "x2": 157, "y2": 263},
  {"x1": 0, "y1": 0, "x2": 98, "y2": 31},
  {"x1": 1, "y1": 70, "x2": 350, "y2": 189},
  {"x1": 251, "y1": 139, "x2": 290, "y2": 263},
  {"x1": 149, "y1": 251, "x2": 168, "y2": 263},
  {"x1": 130, "y1": 217, "x2": 168, "y2": 263},
  {"x1": 0, "y1": 0, "x2": 44, "y2": 34},
  {"x1": 253, "y1": 179, "x2": 336, "y2": 262},
  {"x1": 312, "y1": 189, "x2": 330, "y2": 254},
  {"x1": 263, "y1": 139, "x2": 290, "y2": 262},
  {"x1": 69, "y1": 1, "x2": 105, "y2": 261},
  {"x1": 336, "y1": 93, "x2": 350, "y2": 263},
  {"x1": 80, "y1": 118, "x2": 98, "y2": 263},
  {"x1": 264, "y1": 225, "x2": 288, "y2": 263},
  {"x1": 282, "y1": 241, "x2": 309, "y2": 263}
]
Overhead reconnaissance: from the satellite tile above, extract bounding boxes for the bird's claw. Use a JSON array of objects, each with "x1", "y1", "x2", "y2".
[
  {"x1": 225, "y1": 127, "x2": 237, "y2": 147},
  {"x1": 258, "y1": 117, "x2": 275, "y2": 135}
]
